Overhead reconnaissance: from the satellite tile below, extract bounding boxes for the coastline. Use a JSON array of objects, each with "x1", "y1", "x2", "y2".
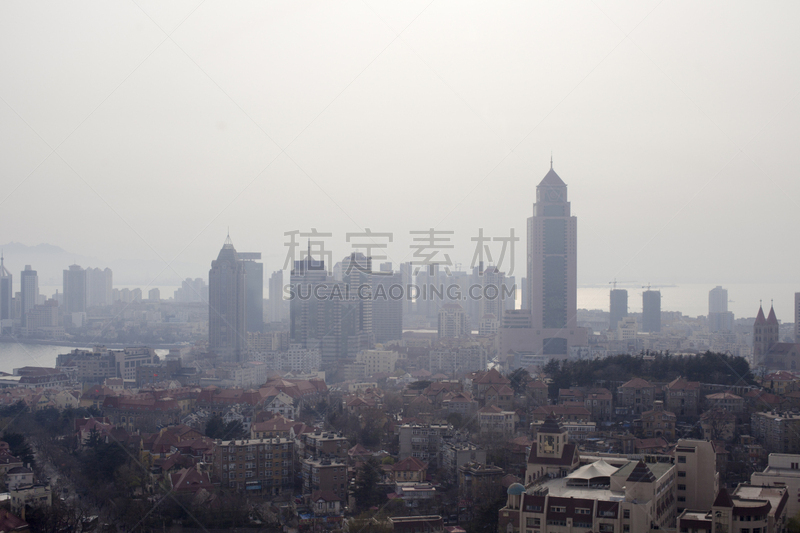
[{"x1": 0, "y1": 337, "x2": 187, "y2": 351}]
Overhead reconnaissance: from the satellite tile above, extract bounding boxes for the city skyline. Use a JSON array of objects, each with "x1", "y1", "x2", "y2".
[{"x1": 2, "y1": 2, "x2": 799, "y2": 299}]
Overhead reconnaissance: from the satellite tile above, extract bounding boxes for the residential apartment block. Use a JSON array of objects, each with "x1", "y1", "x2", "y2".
[{"x1": 213, "y1": 437, "x2": 294, "y2": 496}]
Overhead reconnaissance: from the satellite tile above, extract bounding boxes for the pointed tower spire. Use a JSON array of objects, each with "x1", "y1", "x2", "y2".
[
  {"x1": 767, "y1": 303, "x2": 778, "y2": 325},
  {"x1": 755, "y1": 304, "x2": 766, "y2": 325}
]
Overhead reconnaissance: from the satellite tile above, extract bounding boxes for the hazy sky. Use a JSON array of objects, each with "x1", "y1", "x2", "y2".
[{"x1": 2, "y1": 1, "x2": 799, "y2": 312}]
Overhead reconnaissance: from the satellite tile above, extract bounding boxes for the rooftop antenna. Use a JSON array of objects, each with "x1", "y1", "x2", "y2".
[{"x1": 550, "y1": 152, "x2": 553, "y2": 169}]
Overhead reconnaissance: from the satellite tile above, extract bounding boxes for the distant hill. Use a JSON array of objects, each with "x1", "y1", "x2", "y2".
[
  {"x1": 0, "y1": 242, "x2": 207, "y2": 290},
  {"x1": 0, "y1": 242, "x2": 104, "y2": 286}
]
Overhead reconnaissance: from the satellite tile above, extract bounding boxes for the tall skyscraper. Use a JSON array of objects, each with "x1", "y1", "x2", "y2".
[
  {"x1": 20, "y1": 265, "x2": 38, "y2": 327},
  {"x1": 267, "y1": 270, "x2": 286, "y2": 323},
  {"x1": 372, "y1": 262, "x2": 402, "y2": 344},
  {"x1": 481, "y1": 265, "x2": 505, "y2": 321},
  {"x1": 208, "y1": 236, "x2": 247, "y2": 361},
  {"x1": 290, "y1": 250, "x2": 330, "y2": 349},
  {"x1": 708, "y1": 286, "x2": 727, "y2": 314},
  {"x1": 708, "y1": 286, "x2": 734, "y2": 333},
  {"x1": 795, "y1": 293, "x2": 800, "y2": 343},
  {"x1": 0, "y1": 254, "x2": 12, "y2": 325},
  {"x1": 609, "y1": 289, "x2": 628, "y2": 331},
  {"x1": 438, "y1": 303, "x2": 467, "y2": 338},
  {"x1": 400, "y1": 262, "x2": 414, "y2": 317},
  {"x1": 642, "y1": 290, "x2": 661, "y2": 333},
  {"x1": 525, "y1": 162, "x2": 586, "y2": 356},
  {"x1": 86, "y1": 267, "x2": 113, "y2": 307},
  {"x1": 239, "y1": 252, "x2": 264, "y2": 333},
  {"x1": 63, "y1": 264, "x2": 87, "y2": 314},
  {"x1": 290, "y1": 252, "x2": 374, "y2": 371},
  {"x1": 174, "y1": 278, "x2": 207, "y2": 303}
]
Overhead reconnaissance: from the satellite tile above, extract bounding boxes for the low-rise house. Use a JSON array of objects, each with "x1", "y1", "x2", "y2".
[
  {"x1": 633, "y1": 437, "x2": 670, "y2": 454},
  {"x1": 700, "y1": 408, "x2": 737, "y2": 441},
  {"x1": 0, "y1": 451, "x2": 23, "y2": 477},
  {"x1": 0, "y1": 508, "x2": 28, "y2": 533},
  {"x1": 482, "y1": 385, "x2": 514, "y2": 411},
  {"x1": 705, "y1": 391, "x2": 744, "y2": 413},
  {"x1": 616, "y1": 377, "x2": 656, "y2": 415},
  {"x1": 762, "y1": 370, "x2": 799, "y2": 395},
  {"x1": 639, "y1": 401, "x2": 676, "y2": 441},
  {"x1": 442, "y1": 392, "x2": 478, "y2": 415},
  {"x1": 250, "y1": 415, "x2": 294, "y2": 439},
  {"x1": 525, "y1": 380, "x2": 549, "y2": 408},
  {"x1": 663, "y1": 376, "x2": 701, "y2": 417},
  {"x1": 745, "y1": 389, "x2": 787, "y2": 411},
  {"x1": 477, "y1": 405, "x2": 518, "y2": 436},
  {"x1": 169, "y1": 466, "x2": 213, "y2": 495},
  {"x1": 457, "y1": 462, "x2": 504, "y2": 514},
  {"x1": 583, "y1": 388, "x2": 613, "y2": 422},
  {"x1": 9, "y1": 484, "x2": 51, "y2": 520},
  {"x1": 310, "y1": 490, "x2": 343, "y2": 517},
  {"x1": 393, "y1": 482, "x2": 437, "y2": 507},
  {"x1": 6, "y1": 467, "x2": 33, "y2": 491},
  {"x1": 391, "y1": 457, "x2": 428, "y2": 483}
]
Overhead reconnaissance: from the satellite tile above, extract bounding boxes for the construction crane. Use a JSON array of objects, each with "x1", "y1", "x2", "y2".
[
  {"x1": 642, "y1": 283, "x2": 675, "y2": 291},
  {"x1": 608, "y1": 279, "x2": 635, "y2": 290}
]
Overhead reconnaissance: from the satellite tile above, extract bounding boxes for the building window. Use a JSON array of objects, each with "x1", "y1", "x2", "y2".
[
  {"x1": 677, "y1": 471, "x2": 686, "y2": 477},
  {"x1": 678, "y1": 456, "x2": 686, "y2": 463},
  {"x1": 623, "y1": 509, "x2": 630, "y2": 519}
]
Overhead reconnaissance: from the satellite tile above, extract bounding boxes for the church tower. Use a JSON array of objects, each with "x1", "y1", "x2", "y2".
[
  {"x1": 753, "y1": 303, "x2": 779, "y2": 366},
  {"x1": 526, "y1": 414, "x2": 579, "y2": 482},
  {"x1": 536, "y1": 415, "x2": 568, "y2": 458}
]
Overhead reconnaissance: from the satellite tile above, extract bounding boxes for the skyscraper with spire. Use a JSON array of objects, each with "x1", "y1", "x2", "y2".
[
  {"x1": 208, "y1": 235, "x2": 247, "y2": 362},
  {"x1": 499, "y1": 161, "x2": 588, "y2": 363},
  {"x1": 525, "y1": 161, "x2": 586, "y2": 356}
]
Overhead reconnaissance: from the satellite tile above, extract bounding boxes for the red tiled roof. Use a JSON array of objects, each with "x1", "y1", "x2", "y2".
[
  {"x1": 311, "y1": 490, "x2": 341, "y2": 503},
  {"x1": 170, "y1": 467, "x2": 212, "y2": 494},
  {"x1": 619, "y1": 377, "x2": 654, "y2": 389},
  {"x1": 392, "y1": 456, "x2": 427, "y2": 472},
  {"x1": 0, "y1": 509, "x2": 27, "y2": 532},
  {"x1": 666, "y1": 377, "x2": 700, "y2": 391}
]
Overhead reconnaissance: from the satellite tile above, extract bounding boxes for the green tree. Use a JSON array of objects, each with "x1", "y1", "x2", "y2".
[
  {"x1": 2, "y1": 431, "x2": 35, "y2": 467},
  {"x1": 508, "y1": 367, "x2": 531, "y2": 395},
  {"x1": 205, "y1": 414, "x2": 246, "y2": 440},
  {"x1": 353, "y1": 458, "x2": 383, "y2": 511}
]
